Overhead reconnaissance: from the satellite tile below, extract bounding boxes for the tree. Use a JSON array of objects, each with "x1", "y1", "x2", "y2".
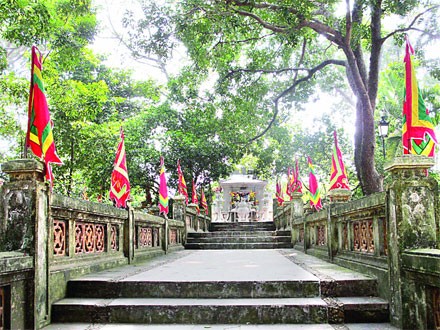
[
  {"x1": 123, "y1": 0, "x2": 440, "y2": 195},
  {"x1": 0, "y1": 0, "x2": 97, "y2": 164}
]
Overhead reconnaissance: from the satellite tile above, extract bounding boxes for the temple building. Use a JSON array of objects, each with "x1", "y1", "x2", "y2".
[{"x1": 211, "y1": 170, "x2": 273, "y2": 222}]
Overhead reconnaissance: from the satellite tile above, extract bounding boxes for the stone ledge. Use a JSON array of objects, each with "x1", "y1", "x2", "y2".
[
  {"x1": 0, "y1": 252, "x2": 33, "y2": 273},
  {"x1": 402, "y1": 249, "x2": 440, "y2": 276},
  {"x1": 384, "y1": 155, "x2": 435, "y2": 172}
]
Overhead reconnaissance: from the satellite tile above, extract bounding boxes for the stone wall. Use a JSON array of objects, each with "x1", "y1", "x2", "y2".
[
  {"x1": 274, "y1": 155, "x2": 440, "y2": 330},
  {"x1": 0, "y1": 159, "x2": 186, "y2": 329}
]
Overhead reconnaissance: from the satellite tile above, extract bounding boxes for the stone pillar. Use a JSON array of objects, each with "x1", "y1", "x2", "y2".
[
  {"x1": 328, "y1": 189, "x2": 352, "y2": 260},
  {"x1": 187, "y1": 203, "x2": 199, "y2": 231},
  {"x1": 385, "y1": 155, "x2": 438, "y2": 328},
  {"x1": 173, "y1": 195, "x2": 187, "y2": 243},
  {"x1": 172, "y1": 195, "x2": 186, "y2": 222},
  {"x1": 0, "y1": 159, "x2": 49, "y2": 329},
  {"x1": 290, "y1": 192, "x2": 303, "y2": 245},
  {"x1": 125, "y1": 204, "x2": 135, "y2": 263}
]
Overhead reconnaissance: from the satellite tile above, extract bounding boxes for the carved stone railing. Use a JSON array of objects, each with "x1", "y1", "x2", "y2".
[
  {"x1": 0, "y1": 159, "x2": 189, "y2": 329},
  {"x1": 185, "y1": 205, "x2": 210, "y2": 233}
]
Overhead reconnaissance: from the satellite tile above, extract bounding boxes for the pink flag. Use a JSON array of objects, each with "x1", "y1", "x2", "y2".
[{"x1": 158, "y1": 156, "x2": 169, "y2": 215}]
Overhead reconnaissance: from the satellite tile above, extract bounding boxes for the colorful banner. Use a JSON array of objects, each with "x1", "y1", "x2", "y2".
[
  {"x1": 276, "y1": 178, "x2": 284, "y2": 206},
  {"x1": 308, "y1": 156, "x2": 323, "y2": 211},
  {"x1": 158, "y1": 156, "x2": 169, "y2": 215},
  {"x1": 285, "y1": 168, "x2": 292, "y2": 200},
  {"x1": 177, "y1": 160, "x2": 189, "y2": 204},
  {"x1": 109, "y1": 128, "x2": 130, "y2": 208},
  {"x1": 292, "y1": 158, "x2": 303, "y2": 193},
  {"x1": 200, "y1": 188, "x2": 208, "y2": 215},
  {"x1": 402, "y1": 37, "x2": 437, "y2": 156},
  {"x1": 329, "y1": 131, "x2": 350, "y2": 190},
  {"x1": 192, "y1": 179, "x2": 200, "y2": 214},
  {"x1": 26, "y1": 46, "x2": 62, "y2": 184}
]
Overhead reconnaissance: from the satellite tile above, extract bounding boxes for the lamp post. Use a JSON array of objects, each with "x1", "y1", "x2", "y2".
[{"x1": 378, "y1": 115, "x2": 389, "y2": 157}]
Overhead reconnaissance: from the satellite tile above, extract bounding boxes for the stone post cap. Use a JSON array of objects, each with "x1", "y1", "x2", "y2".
[
  {"x1": 1, "y1": 158, "x2": 45, "y2": 181},
  {"x1": 384, "y1": 155, "x2": 434, "y2": 175},
  {"x1": 328, "y1": 188, "x2": 352, "y2": 203},
  {"x1": 173, "y1": 195, "x2": 186, "y2": 202},
  {"x1": 290, "y1": 192, "x2": 303, "y2": 199}
]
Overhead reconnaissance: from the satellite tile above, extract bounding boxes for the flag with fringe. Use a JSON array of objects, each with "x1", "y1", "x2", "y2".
[
  {"x1": 285, "y1": 168, "x2": 293, "y2": 200},
  {"x1": 200, "y1": 188, "x2": 208, "y2": 215},
  {"x1": 329, "y1": 131, "x2": 350, "y2": 190},
  {"x1": 402, "y1": 37, "x2": 437, "y2": 156},
  {"x1": 308, "y1": 156, "x2": 323, "y2": 211},
  {"x1": 276, "y1": 178, "x2": 284, "y2": 206},
  {"x1": 177, "y1": 159, "x2": 188, "y2": 204},
  {"x1": 291, "y1": 159, "x2": 303, "y2": 193},
  {"x1": 191, "y1": 179, "x2": 200, "y2": 214},
  {"x1": 26, "y1": 46, "x2": 62, "y2": 184},
  {"x1": 109, "y1": 128, "x2": 130, "y2": 208},
  {"x1": 158, "y1": 156, "x2": 169, "y2": 215}
]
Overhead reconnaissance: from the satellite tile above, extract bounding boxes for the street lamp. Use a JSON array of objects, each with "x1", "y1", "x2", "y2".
[{"x1": 378, "y1": 115, "x2": 389, "y2": 157}]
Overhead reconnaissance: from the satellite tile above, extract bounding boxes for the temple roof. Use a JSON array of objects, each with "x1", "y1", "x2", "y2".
[{"x1": 220, "y1": 173, "x2": 266, "y2": 187}]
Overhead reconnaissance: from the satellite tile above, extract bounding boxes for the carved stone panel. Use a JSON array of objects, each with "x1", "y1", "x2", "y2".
[{"x1": 53, "y1": 220, "x2": 67, "y2": 256}]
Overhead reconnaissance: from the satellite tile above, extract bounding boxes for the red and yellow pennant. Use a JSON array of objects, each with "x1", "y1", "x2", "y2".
[
  {"x1": 329, "y1": 131, "x2": 350, "y2": 190},
  {"x1": 177, "y1": 159, "x2": 188, "y2": 204},
  {"x1": 308, "y1": 156, "x2": 322, "y2": 211},
  {"x1": 158, "y1": 156, "x2": 169, "y2": 216},
  {"x1": 26, "y1": 46, "x2": 62, "y2": 184},
  {"x1": 200, "y1": 188, "x2": 208, "y2": 215},
  {"x1": 109, "y1": 128, "x2": 130, "y2": 208},
  {"x1": 291, "y1": 159, "x2": 302, "y2": 194},
  {"x1": 276, "y1": 178, "x2": 284, "y2": 206},
  {"x1": 191, "y1": 179, "x2": 200, "y2": 214},
  {"x1": 402, "y1": 37, "x2": 437, "y2": 156}
]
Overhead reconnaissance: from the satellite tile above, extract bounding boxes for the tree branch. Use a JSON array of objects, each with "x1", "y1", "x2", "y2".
[
  {"x1": 381, "y1": 5, "x2": 440, "y2": 43},
  {"x1": 232, "y1": 8, "x2": 289, "y2": 33},
  {"x1": 247, "y1": 59, "x2": 346, "y2": 143}
]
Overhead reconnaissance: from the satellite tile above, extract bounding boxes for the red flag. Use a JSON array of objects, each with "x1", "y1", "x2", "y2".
[
  {"x1": 276, "y1": 178, "x2": 284, "y2": 206},
  {"x1": 177, "y1": 160, "x2": 189, "y2": 204},
  {"x1": 26, "y1": 46, "x2": 62, "y2": 184},
  {"x1": 158, "y1": 156, "x2": 169, "y2": 215},
  {"x1": 200, "y1": 188, "x2": 208, "y2": 215},
  {"x1": 402, "y1": 37, "x2": 437, "y2": 156},
  {"x1": 285, "y1": 168, "x2": 292, "y2": 200},
  {"x1": 291, "y1": 159, "x2": 303, "y2": 193},
  {"x1": 109, "y1": 128, "x2": 130, "y2": 208},
  {"x1": 191, "y1": 179, "x2": 200, "y2": 214},
  {"x1": 329, "y1": 131, "x2": 350, "y2": 190},
  {"x1": 308, "y1": 156, "x2": 323, "y2": 211}
]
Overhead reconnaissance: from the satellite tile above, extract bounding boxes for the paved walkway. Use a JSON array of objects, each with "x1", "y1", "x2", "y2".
[
  {"x1": 43, "y1": 249, "x2": 399, "y2": 330},
  {"x1": 76, "y1": 249, "x2": 319, "y2": 282}
]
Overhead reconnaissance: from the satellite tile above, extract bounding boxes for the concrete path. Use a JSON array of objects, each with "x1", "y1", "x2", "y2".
[
  {"x1": 44, "y1": 249, "x2": 398, "y2": 330},
  {"x1": 68, "y1": 249, "x2": 368, "y2": 283}
]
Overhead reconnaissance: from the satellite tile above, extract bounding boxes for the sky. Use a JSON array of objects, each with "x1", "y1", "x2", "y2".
[{"x1": 89, "y1": 0, "x2": 440, "y2": 169}]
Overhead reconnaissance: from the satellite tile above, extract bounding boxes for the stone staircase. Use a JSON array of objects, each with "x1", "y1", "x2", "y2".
[
  {"x1": 49, "y1": 250, "x2": 391, "y2": 328},
  {"x1": 185, "y1": 221, "x2": 293, "y2": 249}
]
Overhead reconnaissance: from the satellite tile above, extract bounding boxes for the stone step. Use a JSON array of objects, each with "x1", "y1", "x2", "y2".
[
  {"x1": 188, "y1": 230, "x2": 290, "y2": 237},
  {"x1": 186, "y1": 236, "x2": 292, "y2": 244},
  {"x1": 51, "y1": 297, "x2": 389, "y2": 324},
  {"x1": 337, "y1": 297, "x2": 389, "y2": 323},
  {"x1": 66, "y1": 280, "x2": 320, "y2": 299},
  {"x1": 210, "y1": 222, "x2": 276, "y2": 232},
  {"x1": 43, "y1": 323, "x2": 399, "y2": 330},
  {"x1": 184, "y1": 242, "x2": 293, "y2": 249},
  {"x1": 320, "y1": 278, "x2": 379, "y2": 297},
  {"x1": 51, "y1": 297, "x2": 328, "y2": 324}
]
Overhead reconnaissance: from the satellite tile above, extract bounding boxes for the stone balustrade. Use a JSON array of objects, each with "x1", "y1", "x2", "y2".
[{"x1": 0, "y1": 159, "x2": 186, "y2": 329}]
